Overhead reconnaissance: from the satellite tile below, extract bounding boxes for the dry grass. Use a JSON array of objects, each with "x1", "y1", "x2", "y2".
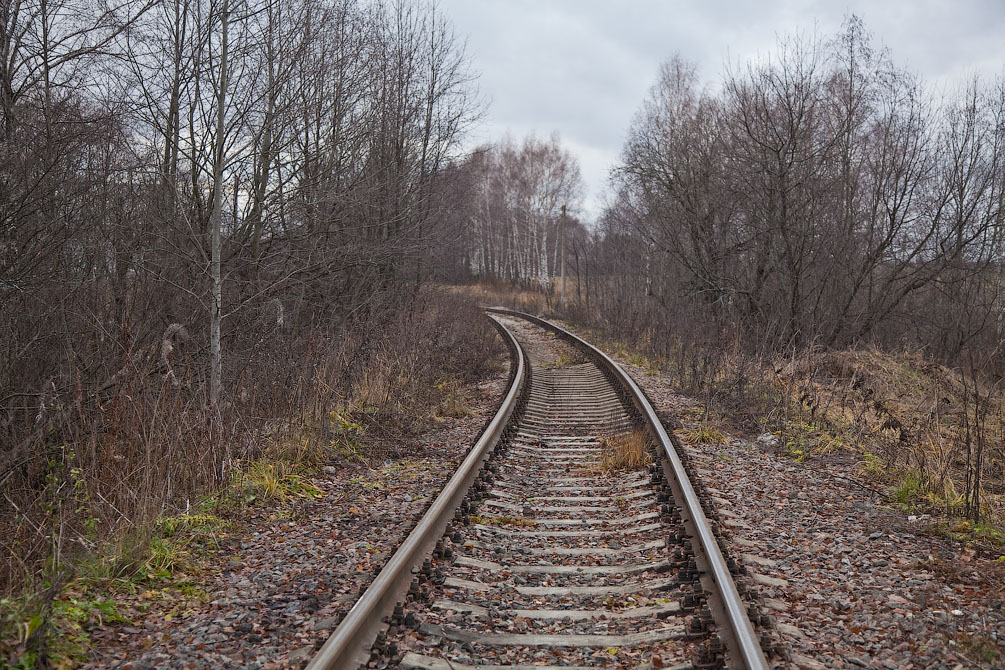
[
  {"x1": 596, "y1": 429, "x2": 653, "y2": 472},
  {"x1": 678, "y1": 423, "x2": 726, "y2": 445},
  {"x1": 435, "y1": 379, "x2": 471, "y2": 419},
  {"x1": 776, "y1": 348, "x2": 1005, "y2": 523},
  {"x1": 238, "y1": 460, "x2": 323, "y2": 503},
  {"x1": 539, "y1": 350, "x2": 588, "y2": 369},
  {"x1": 451, "y1": 280, "x2": 551, "y2": 315}
]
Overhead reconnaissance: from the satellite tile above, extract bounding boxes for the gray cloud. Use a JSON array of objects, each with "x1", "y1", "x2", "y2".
[{"x1": 440, "y1": 0, "x2": 1005, "y2": 218}]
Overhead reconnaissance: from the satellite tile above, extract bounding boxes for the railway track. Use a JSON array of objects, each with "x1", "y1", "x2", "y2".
[{"x1": 308, "y1": 311, "x2": 780, "y2": 669}]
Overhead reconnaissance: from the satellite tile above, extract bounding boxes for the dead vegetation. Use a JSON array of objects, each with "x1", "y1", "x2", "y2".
[
  {"x1": 595, "y1": 429, "x2": 653, "y2": 472},
  {"x1": 459, "y1": 280, "x2": 553, "y2": 316},
  {"x1": 0, "y1": 290, "x2": 502, "y2": 667},
  {"x1": 776, "y1": 348, "x2": 1005, "y2": 527},
  {"x1": 463, "y1": 277, "x2": 1005, "y2": 534}
]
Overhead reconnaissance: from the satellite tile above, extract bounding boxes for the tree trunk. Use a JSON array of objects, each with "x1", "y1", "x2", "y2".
[{"x1": 209, "y1": 1, "x2": 229, "y2": 409}]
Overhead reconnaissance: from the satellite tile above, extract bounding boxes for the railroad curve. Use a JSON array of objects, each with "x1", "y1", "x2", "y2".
[{"x1": 308, "y1": 311, "x2": 779, "y2": 670}]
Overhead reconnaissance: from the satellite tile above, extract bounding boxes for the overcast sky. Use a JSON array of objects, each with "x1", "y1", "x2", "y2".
[{"x1": 437, "y1": 0, "x2": 1005, "y2": 220}]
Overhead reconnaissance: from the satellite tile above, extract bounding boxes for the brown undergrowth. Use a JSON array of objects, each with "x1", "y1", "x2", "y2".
[
  {"x1": 0, "y1": 289, "x2": 503, "y2": 669},
  {"x1": 454, "y1": 280, "x2": 551, "y2": 315},
  {"x1": 555, "y1": 308, "x2": 1004, "y2": 535},
  {"x1": 776, "y1": 348, "x2": 1005, "y2": 528}
]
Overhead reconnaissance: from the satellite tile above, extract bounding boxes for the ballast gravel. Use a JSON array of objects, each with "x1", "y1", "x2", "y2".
[{"x1": 613, "y1": 356, "x2": 1005, "y2": 670}]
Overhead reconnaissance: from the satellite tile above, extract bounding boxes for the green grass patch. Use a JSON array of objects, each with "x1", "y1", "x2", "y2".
[
  {"x1": 0, "y1": 502, "x2": 237, "y2": 669},
  {"x1": 1, "y1": 591, "x2": 129, "y2": 669},
  {"x1": 859, "y1": 452, "x2": 883, "y2": 475},
  {"x1": 540, "y1": 352, "x2": 577, "y2": 369},
  {"x1": 625, "y1": 353, "x2": 661, "y2": 375},
  {"x1": 935, "y1": 519, "x2": 1005, "y2": 547},
  {"x1": 892, "y1": 470, "x2": 925, "y2": 509},
  {"x1": 237, "y1": 460, "x2": 323, "y2": 504},
  {"x1": 956, "y1": 631, "x2": 1000, "y2": 665},
  {"x1": 434, "y1": 379, "x2": 471, "y2": 419},
  {"x1": 772, "y1": 419, "x2": 854, "y2": 462}
]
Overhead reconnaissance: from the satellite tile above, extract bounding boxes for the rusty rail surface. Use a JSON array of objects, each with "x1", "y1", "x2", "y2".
[
  {"x1": 489, "y1": 308, "x2": 769, "y2": 670},
  {"x1": 306, "y1": 315, "x2": 526, "y2": 669}
]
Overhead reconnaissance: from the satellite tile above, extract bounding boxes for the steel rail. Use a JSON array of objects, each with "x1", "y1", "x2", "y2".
[
  {"x1": 306, "y1": 315, "x2": 525, "y2": 670},
  {"x1": 488, "y1": 308, "x2": 770, "y2": 670}
]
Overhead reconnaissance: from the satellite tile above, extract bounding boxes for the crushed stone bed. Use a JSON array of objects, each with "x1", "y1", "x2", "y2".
[
  {"x1": 82, "y1": 316, "x2": 1005, "y2": 669},
  {"x1": 612, "y1": 351, "x2": 1005, "y2": 670}
]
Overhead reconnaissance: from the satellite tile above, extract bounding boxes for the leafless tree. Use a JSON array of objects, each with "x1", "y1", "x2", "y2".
[
  {"x1": 0, "y1": 0, "x2": 482, "y2": 599},
  {"x1": 605, "y1": 17, "x2": 1005, "y2": 362},
  {"x1": 459, "y1": 133, "x2": 583, "y2": 287}
]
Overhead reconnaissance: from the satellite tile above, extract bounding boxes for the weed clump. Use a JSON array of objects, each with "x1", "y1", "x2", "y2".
[
  {"x1": 238, "y1": 461, "x2": 323, "y2": 503},
  {"x1": 678, "y1": 423, "x2": 725, "y2": 445},
  {"x1": 435, "y1": 379, "x2": 471, "y2": 419},
  {"x1": 596, "y1": 429, "x2": 653, "y2": 472}
]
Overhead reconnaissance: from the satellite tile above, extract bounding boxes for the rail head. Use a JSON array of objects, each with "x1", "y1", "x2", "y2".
[
  {"x1": 306, "y1": 314, "x2": 525, "y2": 670},
  {"x1": 488, "y1": 308, "x2": 769, "y2": 670}
]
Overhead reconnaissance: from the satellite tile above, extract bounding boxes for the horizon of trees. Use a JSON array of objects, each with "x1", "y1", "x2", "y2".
[
  {"x1": 608, "y1": 17, "x2": 1004, "y2": 362},
  {"x1": 451, "y1": 133, "x2": 585, "y2": 288}
]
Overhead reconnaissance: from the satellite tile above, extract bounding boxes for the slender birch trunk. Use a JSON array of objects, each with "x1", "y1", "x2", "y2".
[{"x1": 209, "y1": 0, "x2": 229, "y2": 409}]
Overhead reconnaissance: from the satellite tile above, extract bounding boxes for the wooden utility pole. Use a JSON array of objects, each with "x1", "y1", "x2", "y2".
[{"x1": 559, "y1": 204, "x2": 567, "y2": 307}]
